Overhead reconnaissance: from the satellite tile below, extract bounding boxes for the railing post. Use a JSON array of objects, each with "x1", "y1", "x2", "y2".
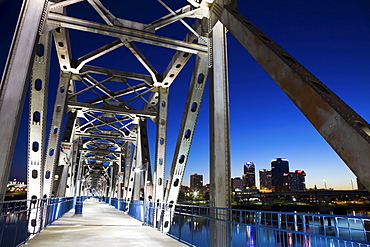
[
  {"x1": 255, "y1": 211, "x2": 262, "y2": 247},
  {"x1": 302, "y1": 214, "x2": 307, "y2": 246},
  {"x1": 178, "y1": 205, "x2": 182, "y2": 242}
]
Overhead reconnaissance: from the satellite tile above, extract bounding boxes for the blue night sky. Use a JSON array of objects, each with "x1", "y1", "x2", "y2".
[{"x1": 1, "y1": 0, "x2": 369, "y2": 190}]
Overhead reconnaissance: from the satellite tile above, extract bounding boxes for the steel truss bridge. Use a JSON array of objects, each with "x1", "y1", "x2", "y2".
[{"x1": 0, "y1": 0, "x2": 369, "y2": 246}]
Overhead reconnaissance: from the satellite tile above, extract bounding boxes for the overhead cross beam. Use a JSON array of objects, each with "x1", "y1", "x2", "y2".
[{"x1": 47, "y1": 13, "x2": 208, "y2": 54}]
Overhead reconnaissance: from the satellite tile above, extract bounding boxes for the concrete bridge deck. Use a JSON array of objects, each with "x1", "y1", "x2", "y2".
[{"x1": 22, "y1": 199, "x2": 187, "y2": 247}]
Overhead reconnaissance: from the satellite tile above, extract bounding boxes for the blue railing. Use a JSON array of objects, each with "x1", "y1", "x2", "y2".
[
  {"x1": 105, "y1": 198, "x2": 370, "y2": 247},
  {"x1": 0, "y1": 196, "x2": 77, "y2": 247}
]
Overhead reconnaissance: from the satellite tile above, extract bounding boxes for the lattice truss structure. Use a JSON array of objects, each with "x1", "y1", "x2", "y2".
[{"x1": 1, "y1": 0, "x2": 370, "y2": 241}]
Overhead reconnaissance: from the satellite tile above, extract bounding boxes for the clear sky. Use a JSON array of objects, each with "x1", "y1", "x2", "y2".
[{"x1": 1, "y1": 0, "x2": 369, "y2": 190}]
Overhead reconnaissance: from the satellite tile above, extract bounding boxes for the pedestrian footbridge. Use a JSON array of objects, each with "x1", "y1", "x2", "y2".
[
  {"x1": 1, "y1": 197, "x2": 370, "y2": 247},
  {"x1": 21, "y1": 198, "x2": 186, "y2": 247}
]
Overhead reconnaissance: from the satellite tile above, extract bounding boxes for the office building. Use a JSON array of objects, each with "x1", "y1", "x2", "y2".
[
  {"x1": 231, "y1": 177, "x2": 244, "y2": 189},
  {"x1": 243, "y1": 162, "x2": 256, "y2": 188},
  {"x1": 283, "y1": 170, "x2": 306, "y2": 191},
  {"x1": 190, "y1": 173, "x2": 203, "y2": 189},
  {"x1": 271, "y1": 158, "x2": 289, "y2": 192},
  {"x1": 259, "y1": 169, "x2": 272, "y2": 190}
]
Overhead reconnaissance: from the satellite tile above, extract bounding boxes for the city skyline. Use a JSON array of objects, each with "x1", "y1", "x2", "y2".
[{"x1": 1, "y1": 1, "x2": 369, "y2": 191}]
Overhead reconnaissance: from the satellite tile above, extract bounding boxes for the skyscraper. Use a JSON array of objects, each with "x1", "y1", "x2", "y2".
[
  {"x1": 259, "y1": 169, "x2": 272, "y2": 190},
  {"x1": 243, "y1": 162, "x2": 256, "y2": 188},
  {"x1": 285, "y1": 170, "x2": 306, "y2": 191},
  {"x1": 271, "y1": 158, "x2": 289, "y2": 192},
  {"x1": 190, "y1": 173, "x2": 203, "y2": 189}
]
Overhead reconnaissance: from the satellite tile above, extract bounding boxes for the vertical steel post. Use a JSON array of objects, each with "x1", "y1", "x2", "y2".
[
  {"x1": 117, "y1": 154, "x2": 124, "y2": 199},
  {"x1": 74, "y1": 155, "x2": 84, "y2": 199},
  {"x1": 27, "y1": 32, "x2": 51, "y2": 233},
  {"x1": 140, "y1": 118, "x2": 153, "y2": 201},
  {"x1": 108, "y1": 163, "x2": 114, "y2": 198},
  {"x1": 28, "y1": 32, "x2": 51, "y2": 201},
  {"x1": 209, "y1": 20, "x2": 232, "y2": 247},
  {"x1": 152, "y1": 86, "x2": 168, "y2": 229},
  {"x1": 55, "y1": 112, "x2": 77, "y2": 197},
  {"x1": 123, "y1": 141, "x2": 133, "y2": 199},
  {"x1": 125, "y1": 131, "x2": 139, "y2": 209},
  {"x1": 153, "y1": 87, "x2": 168, "y2": 203},
  {"x1": 133, "y1": 125, "x2": 142, "y2": 201}
]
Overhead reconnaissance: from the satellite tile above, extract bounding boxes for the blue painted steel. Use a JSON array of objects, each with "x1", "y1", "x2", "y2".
[
  {"x1": 0, "y1": 197, "x2": 74, "y2": 247},
  {"x1": 75, "y1": 196, "x2": 83, "y2": 215},
  {"x1": 128, "y1": 201, "x2": 144, "y2": 221},
  {"x1": 103, "y1": 197, "x2": 370, "y2": 247}
]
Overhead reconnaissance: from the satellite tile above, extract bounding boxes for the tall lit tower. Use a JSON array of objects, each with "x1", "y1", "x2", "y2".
[
  {"x1": 271, "y1": 158, "x2": 289, "y2": 192},
  {"x1": 243, "y1": 162, "x2": 256, "y2": 188}
]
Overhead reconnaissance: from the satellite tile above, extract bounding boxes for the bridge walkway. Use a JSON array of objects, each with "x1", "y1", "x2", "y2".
[{"x1": 22, "y1": 198, "x2": 187, "y2": 247}]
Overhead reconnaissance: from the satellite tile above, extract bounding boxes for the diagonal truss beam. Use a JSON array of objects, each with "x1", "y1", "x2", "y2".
[
  {"x1": 43, "y1": 72, "x2": 71, "y2": 198},
  {"x1": 0, "y1": 0, "x2": 48, "y2": 201},
  {"x1": 86, "y1": 0, "x2": 160, "y2": 83},
  {"x1": 165, "y1": 54, "x2": 209, "y2": 204},
  {"x1": 163, "y1": 53, "x2": 209, "y2": 232},
  {"x1": 49, "y1": 0, "x2": 85, "y2": 11},
  {"x1": 73, "y1": 39, "x2": 124, "y2": 71},
  {"x1": 220, "y1": 4, "x2": 370, "y2": 190},
  {"x1": 147, "y1": 5, "x2": 205, "y2": 31}
]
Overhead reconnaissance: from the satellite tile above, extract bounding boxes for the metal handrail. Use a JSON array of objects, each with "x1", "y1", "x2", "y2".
[
  {"x1": 105, "y1": 197, "x2": 370, "y2": 247},
  {"x1": 0, "y1": 196, "x2": 76, "y2": 247}
]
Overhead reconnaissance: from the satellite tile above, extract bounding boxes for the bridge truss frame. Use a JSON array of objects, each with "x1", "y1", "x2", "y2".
[{"x1": 0, "y1": 0, "x2": 369, "y2": 244}]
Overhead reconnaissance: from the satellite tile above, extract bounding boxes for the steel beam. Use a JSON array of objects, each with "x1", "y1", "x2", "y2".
[
  {"x1": 74, "y1": 39, "x2": 124, "y2": 71},
  {"x1": 49, "y1": 0, "x2": 84, "y2": 11},
  {"x1": 80, "y1": 65, "x2": 153, "y2": 85},
  {"x1": 0, "y1": 0, "x2": 48, "y2": 201},
  {"x1": 28, "y1": 32, "x2": 51, "y2": 201},
  {"x1": 66, "y1": 139, "x2": 79, "y2": 197},
  {"x1": 220, "y1": 5, "x2": 370, "y2": 191},
  {"x1": 53, "y1": 112, "x2": 77, "y2": 198},
  {"x1": 123, "y1": 141, "x2": 133, "y2": 199},
  {"x1": 139, "y1": 118, "x2": 153, "y2": 201},
  {"x1": 162, "y1": 54, "x2": 209, "y2": 233},
  {"x1": 42, "y1": 72, "x2": 71, "y2": 198},
  {"x1": 147, "y1": 5, "x2": 204, "y2": 31},
  {"x1": 68, "y1": 101, "x2": 156, "y2": 118},
  {"x1": 54, "y1": 141, "x2": 73, "y2": 197},
  {"x1": 75, "y1": 132, "x2": 136, "y2": 141},
  {"x1": 133, "y1": 125, "x2": 143, "y2": 201},
  {"x1": 125, "y1": 142, "x2": 137, "y2": 209},
  {"x1": 27, "y1": 32, "x2": 51, "y2": 234},
  {"x1": 47, "y1": 13, "x2": 208, "y2": 54},
  {"x1": 209, "y1": 20, "x2": 231, "y2": 247},
  {"x1": 153, "y1": 87, "x2": 169, "y2": 203}
]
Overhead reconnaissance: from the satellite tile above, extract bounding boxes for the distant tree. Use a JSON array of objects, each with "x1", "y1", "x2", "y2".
[{"x1": 178, "y1": 191, "x2": 185, "y2": 201}]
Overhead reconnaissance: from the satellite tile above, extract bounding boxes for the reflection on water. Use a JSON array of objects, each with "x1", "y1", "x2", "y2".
[
  {"x1": 1, "y1": 212, "x2": 29, "y2": 247},
  {"x1": 168, "y1": 213, "x2": 367, "y2": 247}
]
